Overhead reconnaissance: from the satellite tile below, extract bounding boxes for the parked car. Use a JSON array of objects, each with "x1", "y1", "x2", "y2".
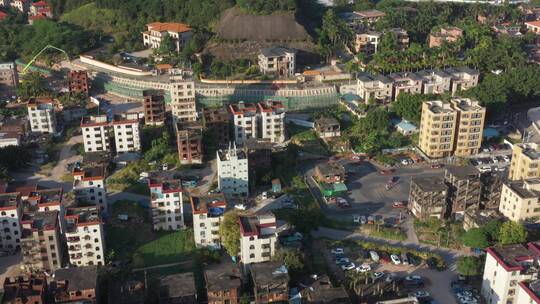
[
  {"x1": 341, "y1": 262, "x2": 356, "y2": 271},
  {"x1": 356, "y1": 263, "x2": 371, "y2": 273},
  {"x1": 379, "y1": 169, "x2": 395, "y2": 175},
  {"x1": 380, "y1": 252, "x2": 391, "y2": 263},
  {"x1": 372, "y1": 272, "x2": 384, "y2": 281},
  {"x1": 403, "y1": 276, "x2": 424, "y2": 287},
  {"x1": 391, "y1": 254, "x2": 401, "y2": 265},
  {"x1": 360, "y1": 216, "x2": 367, "y2": 225},
  {"x1": 401, "y1": 253, "x2": 409, "y2": 265},
  {"x1": 369, "y1": 251, "x2": 380, "y2": 262},
  {"x1": 410, "y1": 291, "x2": 430, "y2": 298},
  {"x1": 478, "y1": 166, "x2": 491, "y2": 173},
  {"x1": 353, "y1": 215, "x2": 361, "y2": 224},
  {"x1": 431, "y1": 163, "x2": 444, "y2": 169},
  {"x1": 393, "y1": 201, "x2": 407, "y2": 208},
  {"x1": 331, "y1": 248, "x2": 345, "y2": 255},
  {"x1": 335, "y1": 257, "x2": 350, "y2": 265}
]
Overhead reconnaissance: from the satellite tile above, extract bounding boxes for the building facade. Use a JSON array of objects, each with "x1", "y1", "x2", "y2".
[
  {"x1": 27, "y1": 98, "x2": 57, "y2": 134},
  {"x1": 388, "y1": 72, "x2": 422, "y2": 100},
  {"x1": 170, "y1": 77, "x2": 196, "y2": 123},
  {"x1": 417, "y1": 69, "x2": 452, "y2": 95},
  {"x1": 81, "y1": 115, "x2": 110, "y2": 153},
  {"x1": 73, "y1": 165, "x2": 108, "y2": 213},
  {"x1": 3, "y1": 275, "x2": 46, "y2": 304},
  {"x1": 142, "y1": 89, "x2": 166, "y2": 126},
  {"x1": 0, "y1": 62, "x2": 18, "y2": 93},
  {"x1": 205, "y1": 262, "x2": 241, "y2": 304},
  {"x1": 217, "y1": 144, "x2": 249, "y2": 197},
  {"x1": 444, "y1": 165, "x2": 482, "y2": 217},
  {"x1": 239, "y1": 214, "x2": 277, "y2": 264},
  {"x1": 509, "y1": 143, "x2": 540, "y2": 181},
  {"x1": 257, "y1": 101, "x2": 285, "y2": 143},
  {"x1": 355, "y1": 31, "x2": 381, "y2": 55},
  {"x1": 499, "y1": 179, "x2": 540, "y2": 223},
  {"x1": 230, "y1": 103, "x2": 258, "y2": 145},
  {"x1": 51, "y1": 266, "x2": 98, "y2": 304},
  {"x1": 142, "y1": 22, "x2": 193, "y2": 52},
  {"x1": 202, "y1": 107, "x2": 230, "y2": 147},
  {"x1": 112, "y1": 113, "x2": 141, "y2": 153},
  {"x1": 191, "y1": 194, "x2": 226, "y2": 249},
  {"x1": 20, "y1": 211, "x2": 63, "y2": 273},
  {"x1": 0, "y1": 193, "x2": 22, "y2": 250},
  {"x1": 258, "y1": 47, "x2": 296, "y2": 78},
  {"x1": 149, "y1": 174, "x2": 184, "y2": 231},
  {"x1": 176, "y1": 122, "x2": 203, "y2": 165},
  {"x1": 65, "y1": 206, "x2": 105, "y2": 267},
  {"x1": 444, "y1": 67, "x2": 480, "y2": 95},
  {"x1": 68, "y1": 70, "x2": 89, "y2": 96},
  {"x1": 409, "y1": 177, "x2": 448, "y2": 219},
  {"x1": 356, "y1": 73, "x2": 393, "y2": 103}
]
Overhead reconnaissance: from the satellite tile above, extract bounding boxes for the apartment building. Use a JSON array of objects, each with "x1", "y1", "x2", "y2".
[
  {"x1": 387, "y1": 28, "x2": 410, "y2": 50},
  {"x1": 112, "y1": 113, "x2": 141, "y2": 153},
  {"x1": 170, "y1": 76, "x2": 196, "y2": 123},
  {"x1": 444, "y1": 165, "x2": 482, "y2": 217},
  {"x1": 217, "y1": 144, "x2": 249, "y2": 197},
  {"x1": 257, "y1": 100, "x2": 285, "y2": 143},
  {"x1": 444, "y1": 67, "x2": 480, "y2": 95},
  {"x1": 68, "y1": 70, "x2": 89, "y2": 96},
  {"x1": 526, "y1": 20, "x2": 540, "y2": 34},
  {"x1": 65, "y1": 206, "x2": 105, "y2": 267},
  {"x1": 176, "y1": 121, "x2": 203, "y2": 165},
  {"x1": 428, "y1": 26, "x2": 463, "y2": 48},
  {"x1": 482, "y1": 244, "x2": 539, "y2": 304},
  {"x1": 239, "y1": 213, "x2": 277, "y2": 264},
  {"x1": 205, "y1": 261, "x2": 241, "y2": 304},
  {"x1": 50, "y1": 266, "x2": 98, "y2": 304},
  {"x1": 27, "y1": 188, "x2": 64, "y2": 213},
  {"x1": 3, "y1": 275, "x2": 46, "y2": 304},
  {"x1": 148, "y1": 174, "x2": 184, "y2": 231},
  {"x1": 258, "y1": 46, "x2": 296, "y2": 78},
  {"x1": 499, "y1": 178, "x2": 540, "y2": 223},
  {"x1": 142, "y1": 89, "x2": 166, "y2": 125},
  {"x1": 409, "y1": 177, "x2": 448, "y2": 219},
  {"x1": 509, "y1": 143, "x2": 540, "y2": 181},
  {"x1": 354, "y1": 31, "x2": 381, "y2": 55},
  {"x1": 517, "y1": 280, "x2": 540, "y2": 304},
  {"x1": 73, "y1": 164, "x2": 108, "y2": 213},
  {"x1": 481, "y1": 171, "x2": 504, "y2": 210},
  {"x1": 388, "y1": 72, "x2": 422, "y2": 100},
  {"x1": 191, "y1": 193, "x2": 226, "y2": 249},
  {"x1": 142, "y1": 22, "x2": 193, "y2": 52},
  {"x1": 20, "y1": 211, "x2": 63, "y2": 273},
  {"x1": 81, "y1": 115, "x2": 110, "y2": 153},
  {"x1": 416, "y1": 69, "x2": 451, "y2": 95},
  {"x1": 418, "y1": 98, "x2": 485, "y2": 158},
  {"x1": 0, "y1": 193, "x2": 22, "y2": 250},
  {"x1": 356, "y1": 73, "x2": 393, "y2": 103},
  {"x1": 0, "y1": 62, "x2": 18, "y2": 93},
  {"x1": 250, "y1": 262, "x2": 289, "y2": 303},
  {"x1": 27, "y1": 98, "x2": 57, "y2": 134},
  {"x1": 315, "y1": 117, "x2": 341, "y2": 139},
  {"x1": 230, "y1": 102, "x2": 258, "y2": 145},
  {"x1": 202, "y1": 107, "x2": 230, "y2": 147}
]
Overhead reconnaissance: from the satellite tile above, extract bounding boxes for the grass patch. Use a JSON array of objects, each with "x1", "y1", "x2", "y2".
[
  {"x1": 133, "y1": 230, "x2": 196, "y2": 267},
  {"x1": 361, "y1": 225, "x2": 407, "y2": 241},
  {"x1": 60, "y1": 173, "x2": 74, "y2": 183},
  {"x1": 414, "y1": 218, "x2": 465, "y2": 249},
  {"x1": 71, "y1": 142, "x2": 85, "y2": 155},
  {"x1": 107, "y1": 161, "x2": 150, "y2": 192}
]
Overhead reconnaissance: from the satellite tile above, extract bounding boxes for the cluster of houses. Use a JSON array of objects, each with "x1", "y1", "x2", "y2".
[{"x1": 0, "y1": 0, "x2": 53, "y2": 24}]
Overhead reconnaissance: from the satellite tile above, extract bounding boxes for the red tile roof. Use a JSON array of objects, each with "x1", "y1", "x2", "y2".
[
  {"x1": 0, "y1": 11, "x2": 8, "y2": 20},
  {"x1": 147, "y1": 22, "x2": 192, "y2": 34},
  {"x1": 526, "y1": 21, "x2": 540, "y2": 28},
  {"x1": 31, "y1": 1, "x2": 49, "y2": 7}
]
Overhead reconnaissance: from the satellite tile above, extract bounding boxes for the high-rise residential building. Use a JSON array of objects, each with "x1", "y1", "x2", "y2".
[
  {"x1": 408, "y1": 177, "x2": 448, "y2": 219},
  {"x1": 356, "y1": 73, "x2": 393, "y2": 103},
  {"x1": 72, "y1": 165, "x2": 108, "y2": 213},
  {"x1": 482, "y1": 244, "x2": 538, "y2": 304},
  {"x1": 68, "y1": 70, "x2": 89, "y2": 96},
  {"x1": 20, "y1": 211, "x2": 63, "y2": 273},
  {"x1": 170, "y1": 76, "x2": 196, "y2": 123},
  {"x1": 444, "y1": 165, "x2": 482, "y2": 217},
  {"x1": 81, "y1": 115, "x2": 110, "y2": 153},
  {"x1": 50, "y1": 266, "x2": 99, "y2": 304},
  {"x1": 148, "y1": 174, "x2": 184, "y2": 231},
  {"x1": 217, "y1": 143, "x2": 249, "y2": 197},
  {"x1": 418, "y1": 98, "x2": 485, "y2": 158},
  {"x1": 202, "y1": 107, "x2": 230, "y2": 147},
  {"x1": 257, "y1": 101, "x2": 285, "y2": 143},
  {"x1": 27, "y1": 98, "x2": 57, "y2": 134},
  {"x1": 239, "y1": 213, "x2": 277, "y2": 264},
  {"x1": 191, "y1": 193, "x2": 226, "y2": 249},
  {"x1": 142, "y1": 22, "x2": 193, "y2": 52},
  {"x1": 258, "y1": 46, "x2": 296, "y2": 78},
  {"x1": 230, "y1": 103, "x2": 258, "y2": 145},
  {"x1": 499, "y1": 178, "x2": 540, "y2": 222},
  {"x1": 112, "y1": 113, "x2": 141, "y2": 153},
  {"x1": 509, "y1": 143, "x2": 540, "y2": 181},
  {"x1": 176, "y1": 121, "x2": 203, "y2": 165},
  {"x1": 143, "y1": 90, "x2": 166, "y2": 126},
  {"x1": 0, "y1": 193, "x2": 23, "y2": 250},
  {"x1": 65, "y1": 206, "x2": 105, "y2": 267}
]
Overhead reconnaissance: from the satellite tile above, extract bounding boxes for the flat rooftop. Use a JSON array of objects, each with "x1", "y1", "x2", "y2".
[
  {"x1": 257, "y1": 100, "x2": 285, "y2": 113},
  {"x1": 316, "y1": 162, "x2": 345, "y2": 176},
  {"x1": 217, "y1": 146, "x2": 246, "y2": 161},
  {"x1": 0, "y1": 193, "x2": 20, "y2": 209},
  {"x1": 81, "y1": 115, "x2": 108, "y2": 126},
  {"x1": 445, "y1": 165, "x2": 480, "y2": 179},
  {"x1": 507, "y1": 179, "x2": 540, "y2": 199},
  {"x1": 487, "y1": 244, "x2": 535, "y2": 271},
  {"x1": 451, "y1": 98, "x2": 483, "y2": 112},
  {"x1": 229, "y1": 103, "x2": 258, "y2": 116},
  {"x1": 148, "y1": 174, "x2": 182, "y2": 192},
  {"x1": 425, "y1": 100, "x2": 454, "y2": 114},
  {"x1": 357, "y1": 72, "x2": 392, "y2": 84},
  {"x1": 159, "y1": 273, "x2": 196, "y2": 299},
  {"x1": 250, "y1": 262, "x2": 289, "y2": 286},
  {"x1": 73, "y1": 165, "x2": 105, "y2": 179},
  {"x1": 239, "y1": 213, "x2": 276, "y2": 237},
  {"x1": 22, "y1": 210, "x2": 58, "y2": 230},
  {"x1": 205, "y1": 261, "x2": 241, "y2": 292},
  {"x1": 518, "y1": 143, "x2": 540, "y2": 160},
  {"x1": 112, "y1": 113, "x2": 139, "y2": 123},
  {"x1": 53, "y1": 266, "x2": 98, "y2": 292},
  {"x1": 412, "y1": 176, "x2": 447, "y2": 192},
  {"x1": 190, "y1": 193, "x2": 226, "y2": 215},
  {"x1": 66, "y1": 206, "x2": 101, "y2": 224},
  {"x1": 28, "y1": 188, "x2": 63, "y2": 205}
]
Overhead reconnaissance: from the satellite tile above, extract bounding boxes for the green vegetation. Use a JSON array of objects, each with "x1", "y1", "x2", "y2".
[
  {"x1": 460, "y1": 219, "x2": 525, "y2": 248},
  {"x1": 219, "y1": 210, "x2": 242, "y2": 257},
  {"x1": 461, "y1": 228, "x2": 489, "y2": 249},
  {"x1": 273, "y1": 248, "x2": 305, "y2": 272},
  {"x1": 133, "y1": 230, "x2": 196, "y2": 267},
  {"x1": 457, "y1": 256, "x2": 484, "y2": 277},
  {"x1": 237, "y1": 0, "x2": 296, "y2": 14},
  {"x1": 316, "y1": 9, "x2": 353, "y2": 62},
  {"x1": 362, "y1": 224, "x2": 407, "y2": 241},
  {"x1": 16, "y1": 72, "x2": 50, "y2": 99},
  {"x1": 392, "y1": 93, "x2": 436, "y2": 124},
  {"x1": 414, "y1": 218, "x2": 465, "y2": 249},
  {"x1": 498, "y1": 221, "x2": 528, "y2": 245}
]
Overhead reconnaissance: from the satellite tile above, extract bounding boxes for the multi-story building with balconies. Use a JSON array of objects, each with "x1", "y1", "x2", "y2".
[
  {"x1": 230, "y1": 102, "x2": 258, "y2": 145},
  {"x1": 450, "y1": 98, "x2": 485, "y2": 157},
  {"x1": 444, "y1": 165, "x2": 482, "y2": 218},
  {"x1": 388, "y1": 72, "x2": 423, "y2": 100},
  {"x1": 170, "y1": 77, "x2": 196, "y2": 123},
  {"x1": 68, "y1": 70, "x2": 89, "y2": 96},
  {"x1": 257, "y1": 101, "x2": 285, "y2": 143},
  {"x1": 499, "y1": 178, "x2": 540, "y2": 223},
  {"x1": 258, "y1": 46, "x2": 296, "y2": 78},
  {"x1": 239, "y1": 213, "x2": 277, "y2": 264},
  {"x1": 409, "y1": 177, "x2": 449, "y2": 219},
  {"x1": 20, "y1": 211, "x2": 63, "y2": 273},
  {"x1": 191, "y1": 193, "x2": 226, "y2": 249},
  {"x1": 416, "y1": 69, "x2": 452, "y2": 95},
  {"x1": 65, "y1": 206, "x2": 105, "y2": 267},
  {"x1": 27, "y1": 98, "x2": 57, "y2": 134},
  {"x1": 217, "y1": 143, "x2": 249, "y2": 198},
  {"x1": 148, "y1": 174, "x2": 184, "y2": 231},
  {"x1": 0, "y1": 193, "x2": 22, "y2": 250},
  {"x1": 112, "y1": 113, "x2": 141, "y2": 153},
  {"x1": 81, "y1": 115, "x2": 110, "y2": 153},
  {"x1": 176, "y1": 121, "x2": 203, "y2": 165},
  {"x1": 509, "y1": 143, "x2": 540, "y2": 181},
  {"x1": 444, "y1": 67, "x2": 480, "y2": 95},
  {"x1": 354, "y1": 31, "x2": 381, "y2": 56},
  {"x1": 356, "y1": 73, "x2": 393, "y2": 103},
  {"x1": 73, "y1": 165, "x2": 107, "y2": 214},
  {"x1": 142, "y1": 22, "x2": 193, "y2": 53},
  {"x1": 202, "y1": 107, "x2": 230, "y2": 147},
  {"x1": 143, "y1": 90, "x2": 166, "y2": 126}
]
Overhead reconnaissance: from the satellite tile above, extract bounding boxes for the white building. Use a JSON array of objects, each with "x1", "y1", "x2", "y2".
[
  {"x1": 142, "y1": 22, "x2": 193, "y2": 52},
  {"x1": 27, "y1": 98, "x2": 57, "y2": 134},
  {"x1": 10, "y1": 0, "x2": 29, "y2": 13},
  {"x1": 0, "y1": 193, "x2": 23, "y2": 250},
  {"x1": 190, "y1": 194, "x2": 226, "y2": 249},
  {"x1": 482, "y1": 244, "x2": 539, "y2": 304},
  {"x1": 148, "y1": 174, "x2": 184, "y2": 231},
  {"x1": 170, "y1": 77, "x2": 196, "y2": 123},
  {"x1": 239, "y1": 213, "x2": 277, "y2": 264},
  {"x1": 217, "y1": 143, "x2": 249, "y2": 197},
  {"x1": 356, "y1": 73, "x2": 393, "y2": 103},
  {"x1": 81, "y1": 115, "x2": 110, "y2": 153},
  {"x1": 416, "y1": 69, "x2": 452, "y2": 95},
  {"x1": 257, "y1": 101, "x2": 285, "y2": 143},
  {"x1": 65, "y1": 206, "x2": 105, "y2": 267},
  {"x1": 112, "y1": 113, "x2": 141, "y2": 153},
  {"x1": 229, "y1": 103, "x2": 258, "y2": 145},
  {"x1": 72, "y1": 165, "x2": 108, "y2": 214},
  {"x1": 258, "y1": 47, "x2": 296, "y2": 78},
  {"x1": 517, "y1": 279, "x2": 540, "y2": 304},
  {"x1": 0, "y1": 133, "x2": 20, "y2": 148}
]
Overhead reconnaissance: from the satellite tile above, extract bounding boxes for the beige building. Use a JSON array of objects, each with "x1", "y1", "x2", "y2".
[
  {"x1": 409, "y1": 177, "x2": 448, "y2": 219},
  {"x1": 356, "y1": 73, "x2": 393, "y2": 103},
  {"x1": 65, "y1": 206, "x2": 105, "y2": 267},
  {"x1": 239, "y1": 213, "x2": 277, "y2": 264},
  {"x1": 416, "y1": 69, "x2": 452, "y2": 95},
  {"x1": 142, "y1": 22, "x2": 193, "y2": 52},
  {"x1": 258, "y1": 47, "x2": 296, "y2": 78},
  {"x1": 354, "y1": 31, "x2": 381, "y2": 55},
  {"x1": 499, "y1": 179, "x2": 540, "y2": 222},
  {"x1": 191, "y1": 194, "x2": 226, "y2": 249},
  {"x1": 418, "y1": 98, "x2": 485, "y2": 158},
  {"x1": 170, "y1": 77, "x2": 196, "y2": 123},
  {"x1": 388, "y1": 72, "x2": 422, "y2": 101},
  {"x1": 444, "y1": 67, "x2": 480, "y2": 95},
  {"x1": 20, "y1": 211, "x2": 63, "y2": 273},
  {"x1": 509, "y1": 143, "x2": 540, "y2": 181},
  {"x1": 428, "y1": 26, "x2": 463, "y2": 48}
]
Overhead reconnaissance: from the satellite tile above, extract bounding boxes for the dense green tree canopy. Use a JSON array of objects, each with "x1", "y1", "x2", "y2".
[
  {"x1": 392, "y1": 93, "x2": 432, "y2": 124},
  {"x1": 219, "y1": 211, "x2": 241, "y2": 257},
  {"x1": 498, "y1": 221, "x2": 527, "y2": 245},
  {"x1": 461, "y1": 228, "x2": 489, "y2": 249},
  {"x1": 457, "y1": 256, "x2": 484, "y2": 276}
]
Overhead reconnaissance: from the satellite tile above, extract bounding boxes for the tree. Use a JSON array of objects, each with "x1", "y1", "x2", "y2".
[
  {"x1": 392, "y1": 93, "x2": 427, "y2": 124},
  {"x1": 0, "y1": 146, "x2": 32, "y2": 170},
  {"x1": 457, "y1": 256, "x2": 483, "y2": 276},
  {"x1": 219, "y1": 210, "x2": 241, "y2": 257},
  {"x1": 358, "y1": 108, "x2": 390, "y2": 133},
  {"x1": 273, "y1": 248, "x2": 304, "y2": 271},
  {"x1": 498, "y1": 221, "x2": 527, "y2": 245},
  {"x1": 461, "y1": 228, "x2": 489, "y2": 249},
  {"x1": 316, "y1": 9, "x2": 352, "y2": 62},
  {"x1": 157, "y1": 33, "x2": 177, "y2": 55},
  {"x1": 17, "y1": 72, "x2": 50, "y2": 99}
]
